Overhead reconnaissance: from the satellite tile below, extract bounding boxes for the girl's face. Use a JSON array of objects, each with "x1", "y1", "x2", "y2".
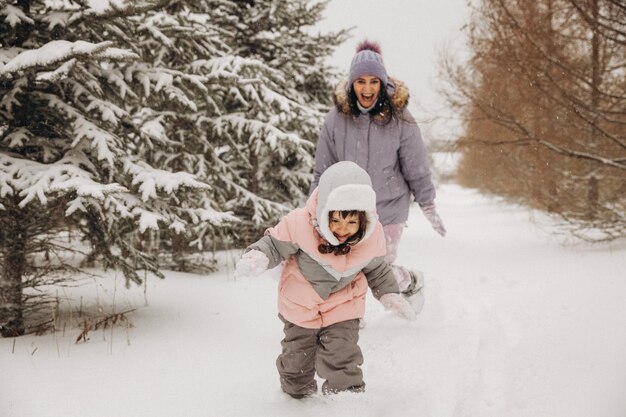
[
  {"x1": 352, "y1": 75, "x2": 381, "y2": 108},
  {"x1": 329, "y1": 211, "x2": 361, "y2": 243}
]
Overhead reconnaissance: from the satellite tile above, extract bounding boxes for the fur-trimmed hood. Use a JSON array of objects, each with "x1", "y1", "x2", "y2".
[
  {"x1": 307, "y1": 161, "x2": 378, "y2": 246},
  {"x1": 332, "y1": 76, "x2": 410, "y2": 117}
]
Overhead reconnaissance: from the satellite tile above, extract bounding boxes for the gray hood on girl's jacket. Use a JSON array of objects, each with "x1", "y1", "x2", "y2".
[{"x1": 311, "y1": 77, "x2": 436, "y2": 226}]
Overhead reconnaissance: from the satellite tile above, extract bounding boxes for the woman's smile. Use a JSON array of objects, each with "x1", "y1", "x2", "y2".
[{"x1": 353, "y1": 75, "x2": 381, "y2": 108}]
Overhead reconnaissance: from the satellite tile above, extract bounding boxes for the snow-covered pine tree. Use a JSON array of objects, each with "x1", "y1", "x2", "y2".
[
  {"x1": 90, "y1": 0, "x2": 347, "y2": 251},
  {"x1": 0, "y1": 0, "x2": 345, "y2": 336},
  {"x1": 71, "y1": 0, "x2": 250, "y2": 270},
  {"x1": 109, "y1": 0, "x2": 297, "y2": 256},
  {"x1": 0, "y1": 0, "x2": 237, "y2": 336},
  {"x1": 203, "y1": 0, "x2": 348, "y2": 245}
]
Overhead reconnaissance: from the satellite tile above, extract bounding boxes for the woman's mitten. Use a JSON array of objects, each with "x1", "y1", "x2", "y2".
[{"x1": 420, "y1": 203, "x2": 447, "y2": 237}]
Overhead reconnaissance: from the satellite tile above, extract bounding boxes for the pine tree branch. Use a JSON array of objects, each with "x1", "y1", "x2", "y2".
[{"x1": 65, "y1": 0, "x2": 170, "y2": 27}]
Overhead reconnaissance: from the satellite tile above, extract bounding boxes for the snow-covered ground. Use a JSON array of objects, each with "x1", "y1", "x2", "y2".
[{"x1": 2, "y1": 184, "x2": 625, "y2": 417}]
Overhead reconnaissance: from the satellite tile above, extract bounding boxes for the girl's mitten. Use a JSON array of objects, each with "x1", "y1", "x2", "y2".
[
  {"x1": 380, "y1": 293, "x2": 417, "y2": 321},
  {"x1": 235, "y1": 249, "x2": 269, "y2": 279}
]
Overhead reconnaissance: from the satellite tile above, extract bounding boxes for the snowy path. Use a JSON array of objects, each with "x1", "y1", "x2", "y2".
[{"x1": 3, "y1": 184, "x2": 626, "y2": 417}]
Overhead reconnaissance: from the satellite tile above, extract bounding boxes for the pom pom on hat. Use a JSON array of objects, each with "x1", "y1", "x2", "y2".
[
  {"x1": 348, "y1": 39, "x2": 388, "y2": 86},
  {"x1": 356, "y1": 40, "x2": 382, "y2": 54}
]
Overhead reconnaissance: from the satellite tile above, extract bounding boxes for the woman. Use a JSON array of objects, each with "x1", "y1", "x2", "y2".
[{"x1": 310, "y1": 40, "x2": 446, "y2": 312}]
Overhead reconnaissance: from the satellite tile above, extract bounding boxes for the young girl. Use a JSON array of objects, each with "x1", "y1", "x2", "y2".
[{"x1": 235, "y1": 161, "x2": 415, "y2": 398}]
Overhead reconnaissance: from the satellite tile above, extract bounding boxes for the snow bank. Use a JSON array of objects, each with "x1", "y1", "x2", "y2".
[{"x1": 2, "y1": 184, "x2": 625, "y2": 417}]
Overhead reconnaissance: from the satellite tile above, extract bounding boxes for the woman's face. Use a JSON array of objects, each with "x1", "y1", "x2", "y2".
[
  {"x1": 352, "y1": 75, "x2": 381, "y2": 108},
  {"x1": 329, "y1": 211, "x2": 361, "y2": 243}
]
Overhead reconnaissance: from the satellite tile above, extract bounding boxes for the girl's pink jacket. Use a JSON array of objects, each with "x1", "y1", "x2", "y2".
[{"x1": 249, "y1": 190, "x2": 398, "y2": 329}]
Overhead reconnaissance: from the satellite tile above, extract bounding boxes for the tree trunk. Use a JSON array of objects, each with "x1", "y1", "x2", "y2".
[
  {"x1": 0, "y1": 202, "x2": 28, "y2": 337},
  {"x1": 586, "y1": 0, "x2": 601, "y2": 219}
]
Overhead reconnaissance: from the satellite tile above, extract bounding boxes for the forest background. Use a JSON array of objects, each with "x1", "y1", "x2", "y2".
[{"x1": 0, "y1": 0, "x2": 624, "y2": 338}]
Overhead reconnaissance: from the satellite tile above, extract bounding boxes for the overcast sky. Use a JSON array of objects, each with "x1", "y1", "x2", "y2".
[{"x1": 316, "y1": 0, "x2": 472, "y2": 140}]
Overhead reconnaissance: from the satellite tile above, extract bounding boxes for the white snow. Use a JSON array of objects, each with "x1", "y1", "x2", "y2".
[
  {"x1": 140, "y1": 118, "x2": 168, "y2": 142},
  {"x1": 133, "y1": 207, "x2": 164, "y2": 233},
  {"x1": 3, "y1": 184, "x2": 625, "y2": 417},
  {"x1": 35, "y1": 58, "x2": 77, "y2": 81},
  {"x1": 0, "y1": 40, "x2": 113, "y2": 75},
  {"x1": 123, "y1": 159, "x2": 210, "y2": 202},
  {"x1": 0, "y1": 153, "x2": 124, "y2": 206},
  {"x1": 1, "y1": 5, "x2": 35, "y2": 28}
]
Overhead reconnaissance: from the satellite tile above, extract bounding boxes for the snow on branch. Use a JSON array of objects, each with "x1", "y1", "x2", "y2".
[
  {"x1": 3, "y1": 127, "x2": 30, "y2": 148},
  {"x1": 0, "y1": 47, "x2": 19, "y2": 66},
  {"x1": 67, "y1": 0, "x2": 167, "y2": 24},
  {"x1": 84, "y1": 95, "x2": 128, "y2": 126},
  {"x1": 213, "y1": 114, "x2": 313, "y2": 156},
  {"x1": 140, "y1": 118, "x2": 165, "y2": 140},
  {"x1": 0, "y1": 40, "x2": 137, "y2": 77},
  {"x1": 129, "y1": 201, "x2": 238, "y2": 234},
  {"x1": 36, "y1": 59, "x2": 77, "y2": 82},
  {"x1": 122, "y1": 158, "x2": 209, "y2": 202},
  {"x1": 189, "y1": 206, "x2": 239, "y2": 226},
  {"x1": 30, "y1": 92, "x2": 122, "y2": 165},
  {"x1": 191, "y1": 55, "x2": 283, "y2": 82},
  {"x1": 72, "y1": 115, "x2": 120, "y2": 165},
  {"x1": 258, "y1": 85, "x2": 307, "y2": 113},
  {"x1": 106, "y1": 70, "x2": 138, "y2": 100},
  {"x1": 1, "y1": 4, "x2": 35, "y2": 28},
  {"x1": 143, "y1": 24, "x2": 174, "y2": 47},
  {"x1": 0, "y1": 76, "x2": 26, "y2": 113},
  {"x1": 0, "y1": 153, "x2": 127, "y2": 208},
  {"x1": 132, "y1": 207, "x2": 165, "y2": 233},
  {"x1": 51, "y1": 177, "x2": 127, "y2": 200},
  {"x1": 41, "y1": 11, "x2": 70, "y2": 30},
  {"x1": 93, "y1": 47, "x2": 139, "y2": 61},
  {"x1": 220, "y1": 177, "x2": 290, "y2": 224},
  {"x1": 163, "y1": 85, "x2": 197, "y2": 111},
  {"x1": 130, "y1": 66, "x2": 205, "y2": 103}
]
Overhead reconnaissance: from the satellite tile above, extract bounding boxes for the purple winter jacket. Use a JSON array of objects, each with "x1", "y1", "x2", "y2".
[{"x1": 310, "y1": 78, "x2": 436, "y2": 226}]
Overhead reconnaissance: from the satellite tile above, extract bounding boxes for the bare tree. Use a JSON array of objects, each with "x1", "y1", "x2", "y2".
[{"x1": 443, "y1": 0, "x2": 626, "y2": 241}]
